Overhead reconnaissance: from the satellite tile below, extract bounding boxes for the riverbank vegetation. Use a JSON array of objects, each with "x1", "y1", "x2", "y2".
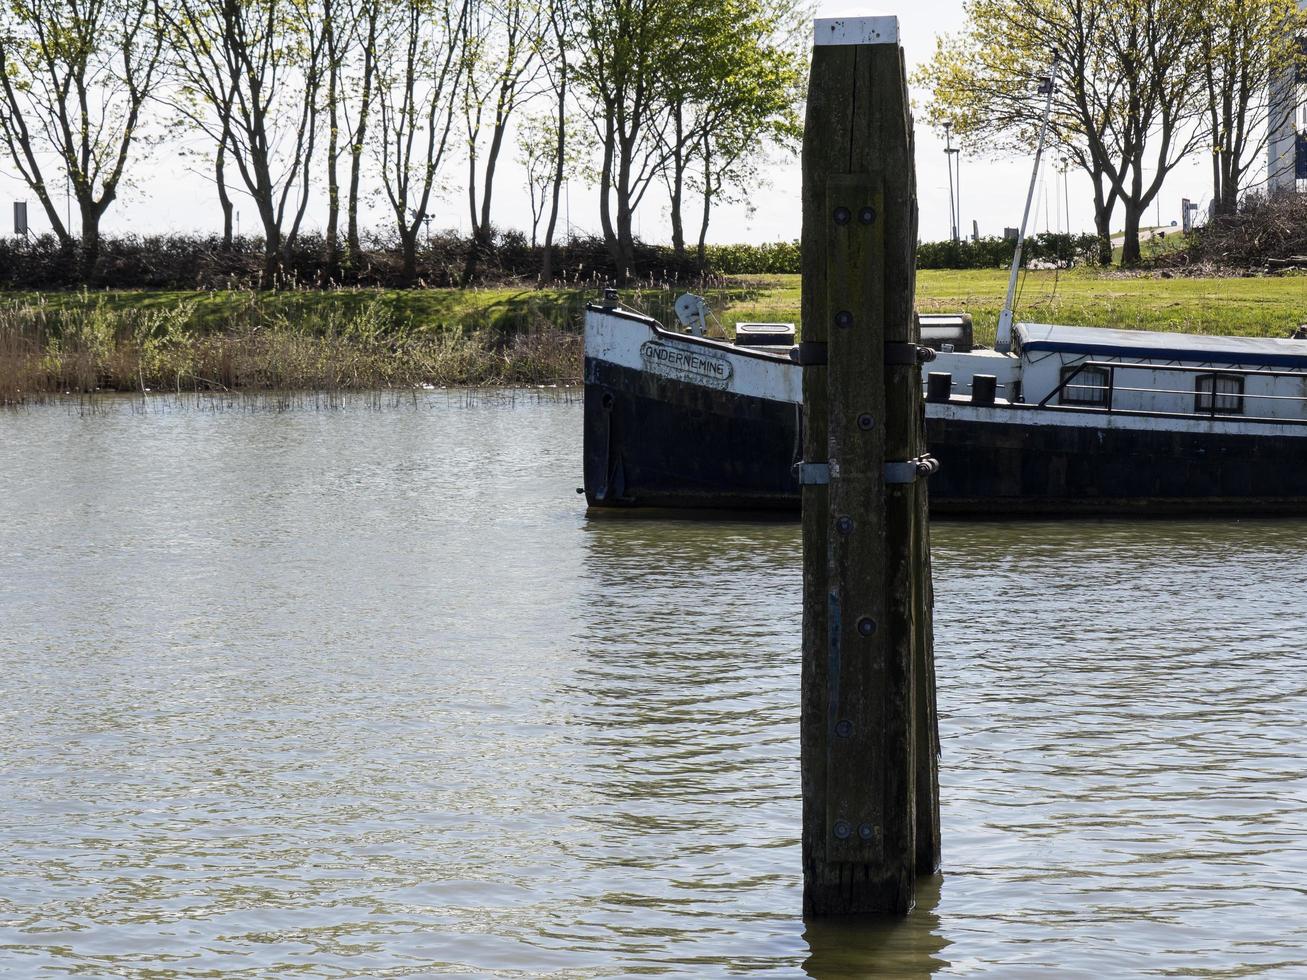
[
  {"x1": 0, "y1": 0, "x2": 805, "y2": 285},
  {"x1": 4, "y1": 268, "x2": 1304, "y2": 403},
  {"x1": 0, "y1": 231, "x2": 1106, "y2": 292}
]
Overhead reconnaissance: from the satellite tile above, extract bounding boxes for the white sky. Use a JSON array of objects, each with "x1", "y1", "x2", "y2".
[{"x1": 0, "y1": 1, "x2": 1228, "y2": 248}]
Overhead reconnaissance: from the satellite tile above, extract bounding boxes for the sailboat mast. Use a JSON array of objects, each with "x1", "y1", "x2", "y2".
[{"x1": 995, "y1": 52, "x2": 1059, "y2": 354}]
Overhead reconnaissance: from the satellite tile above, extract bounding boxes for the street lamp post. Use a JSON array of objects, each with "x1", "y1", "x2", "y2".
[{"x1": 943, "y1": 122, "x2": 959, "y2": 242}]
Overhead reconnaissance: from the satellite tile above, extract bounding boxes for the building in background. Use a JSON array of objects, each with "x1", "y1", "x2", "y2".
[{"x1": 1268, "y1": 2, "x2": 1307, "y2": 193}]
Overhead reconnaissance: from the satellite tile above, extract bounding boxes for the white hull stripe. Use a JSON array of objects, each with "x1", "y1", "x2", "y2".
[
  {"x1": 586, "y1": 310, "x2": 1307, "y2": 440},
  {"x1": 586, "y1": 310, "x2": 801, "y2": 404}
]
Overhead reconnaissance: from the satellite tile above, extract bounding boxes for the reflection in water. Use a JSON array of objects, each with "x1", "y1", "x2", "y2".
[
  {"x1": 1, "y1": 397, "x2": 1306, "y2": 977},
  {"x1": 553, "y1": 516, "x2": 805, "y2": 969},
  {"x1": 802, "y1": 875, "x2": 947, "y2": 979}
]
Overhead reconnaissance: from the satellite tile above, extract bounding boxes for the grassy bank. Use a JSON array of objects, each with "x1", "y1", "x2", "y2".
[
  {"x1": 726, "y1": 269, "x2": 1307, "y2": 344},
  {"x1": 4, "y1": 269, "x2": 1304, "y2": 402}
]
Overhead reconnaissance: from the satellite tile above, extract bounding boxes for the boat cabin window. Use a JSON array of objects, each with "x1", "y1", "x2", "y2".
[
  {"x1": 1059, "y1": 364, "x2": 1110, "y2": 406},
  {"x1": 1194, "y1": 373, "x2": 1245, "y2": 415}
]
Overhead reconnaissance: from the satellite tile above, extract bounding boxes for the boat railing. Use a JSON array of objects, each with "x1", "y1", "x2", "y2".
[{"x1": 1037, "y1": 359, "x2": 1307, "y2": 422}]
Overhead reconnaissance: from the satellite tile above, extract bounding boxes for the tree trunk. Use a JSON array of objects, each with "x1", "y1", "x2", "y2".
[
  {"x1": 477, "y1": 121, "x2": 508, "y2": 246},
  {"x1": 696, "y1": 130, "x2": 714, "y2": 272},
  {"x1": 79, "y1": 206, "x2": 101, "y2": 282},
  {"x1": 346, "y1": 138, "x2": 365, "y2": 264},
  {"x1": 1211, "y1": 138, "x2": 1224, "y2": 216},
  {"x1": 1120, "y1": 200, "x2": 1142, "y2": 266},
  {"x1": 400, "y1": 229, "x2": 418, "y2": 286},
  {"x1": 540, "y1": 5, "x2": 568, "y2": 285},
  {"x1": 615, "y1": 197, "x2": 635, "y2": 282},
  {"x1": 597, "y1": 117, "x2": 620, "y2": 274},
  {"x1": 1220, "y1": 149, "x2": 1238, "y2": 215},
  {"x1": 1092, "y1": 194, "x2": 1113, "y2": 266},
  {"x1": 217, "y1": 134, "x2": 234, "y2": 249},
  {"x1": 613, "y1": 138, "x2": 637, "y2": 281},
  {"x1": 669, "y1": 104, "x2": 685, "y2": 258},
  {"x1": 321, "y1": 0, "x2": 340, "y2": 275},
  {"x1": 346, "y1": 27, "x2": 376, "y2": 267},
  {"x1": 540, "y1": 86, "x2": 566, "y2": 282},
  {"x1": 261, "y1": 220, "x2": 282, "y2": 288},
  {"x1": 696, "y1": 172, "x2": 711, "y2": 272},
  {"x1": 324, "y1": 61, "x2": 341, "y2": 272}
]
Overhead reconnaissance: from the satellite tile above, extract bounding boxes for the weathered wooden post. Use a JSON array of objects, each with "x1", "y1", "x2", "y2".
[{"x1": 799, "y1": 12, "x2": 941, "y2": 915}]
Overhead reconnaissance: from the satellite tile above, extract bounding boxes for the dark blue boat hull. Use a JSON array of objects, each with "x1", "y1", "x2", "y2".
[{"x1": 584, "y1": 357, "x2": 1307, "y2": 516}]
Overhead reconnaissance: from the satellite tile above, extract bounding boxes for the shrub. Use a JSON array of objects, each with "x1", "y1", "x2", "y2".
[
  {"x1": 0, "y1": 229, "x2": 1113, "y2": 290},
  {"x1": 1170, "y1": 192, "x2": 1307, "y2": 269},
  {"x1": 916, "y1": 233, "x2": 1102, "y2": 270}
]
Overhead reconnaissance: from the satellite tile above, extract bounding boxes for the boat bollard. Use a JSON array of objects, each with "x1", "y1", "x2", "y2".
[
  {"x1": 927, "y1": 372, "x2": 953, "y2": 403},
  {"x1": 971, "y1": 374, "x2": 997, "y2": 406}
]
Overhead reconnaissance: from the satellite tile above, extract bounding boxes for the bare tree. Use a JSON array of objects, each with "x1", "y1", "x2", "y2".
[
  {"x1": 1199, "y1": 0, "x2": 1306, "y2": 215},
  {"x1": 572, "y1": 0, "x2": 680, "y2": 279},
  {"x1": 372, "y1": 0, "x2": 470, "y2": 284},
  {"x1": 0, "y1": 0, "x2": 164, "y2": 277},
  {"x1": 161, "y1": 0, "x2": 327, "y2": 284},
  {"x1": 659, "y1": 0, "x2": 803, "y2": 261},
  {"x1": 214, "y1": 79, "x2": 237, "y2": 247},
  {"x1": 539, "y1": 0, "x2": 572, "y2": 281},
  {"x1": 924, "y1": 0, "x2": 1208, "y2": 266},
  {"x1": 340, "y1": 0, "x2": 383, "y2": 264},
  {"x1": 322, "y1": 0, "x2": 345, "y2": 270},
  {"x1": 460, "y1": 0, "x2": 545, "y2": 280}
]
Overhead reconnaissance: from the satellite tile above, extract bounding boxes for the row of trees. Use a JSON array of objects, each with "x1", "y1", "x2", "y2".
[
  {"x1": 924, "y1": 0, "x2": 1307, "y2": 265},
  {"x1": 0, "y1": 0, "x2": 805, "y2": 283}
]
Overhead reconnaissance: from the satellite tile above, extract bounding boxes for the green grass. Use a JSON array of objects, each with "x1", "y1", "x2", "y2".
[
  {"x1": 1, "y1": 286, "x2": 593, "y2": 334},
  {"x1": 0, "y1": 281, "x2": 773, "y2": 338},
  {"x1": 4, "y1": 269, "x2": 1304, "y2": 401},
  {"x1": 721, "y1": 269, "x2": 1307, "y2": 346}
]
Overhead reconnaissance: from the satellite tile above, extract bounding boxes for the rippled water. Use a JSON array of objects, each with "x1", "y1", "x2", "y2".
[{"x1": 2, "y1": 394, "x2": 1305, "y2": 978}]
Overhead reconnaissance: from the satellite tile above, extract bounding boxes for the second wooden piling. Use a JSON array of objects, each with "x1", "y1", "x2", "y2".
[{"x1": 799, "y1": 12, "x2": 940, "y2": 916}]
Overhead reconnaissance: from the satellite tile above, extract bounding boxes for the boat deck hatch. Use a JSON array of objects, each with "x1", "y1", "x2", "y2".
[{"x1": 735, "y1": 322, "x2": 796, "y2": 347}]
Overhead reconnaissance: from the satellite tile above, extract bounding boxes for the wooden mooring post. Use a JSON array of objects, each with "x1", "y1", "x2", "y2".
[{"x1": 799, "y1": 13, "x2": 941, "y2": 915}]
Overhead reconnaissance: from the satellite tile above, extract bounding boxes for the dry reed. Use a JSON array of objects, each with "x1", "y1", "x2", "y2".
[{"x1": 0, "y1": 294, "x2": 583, "y2": 405}]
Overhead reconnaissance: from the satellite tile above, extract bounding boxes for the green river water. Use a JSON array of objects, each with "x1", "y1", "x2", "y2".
[{"x1": 2, "y1": 392, "x2": 1305, "y2": 977}]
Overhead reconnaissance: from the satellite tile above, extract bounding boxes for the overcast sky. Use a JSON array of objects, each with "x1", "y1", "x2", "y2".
[{"x1": 0, "y1": 1, "x2": 1227, "y2": 247}]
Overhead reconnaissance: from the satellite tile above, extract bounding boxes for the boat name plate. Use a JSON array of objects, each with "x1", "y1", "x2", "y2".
[{"x1": 639, "y1": 340, "x2": 733, "y2": 390}]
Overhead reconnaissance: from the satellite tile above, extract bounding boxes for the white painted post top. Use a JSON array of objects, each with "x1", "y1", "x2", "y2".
[{"x1": 813, "y1": 14, "x2": 899, "y2": 45}]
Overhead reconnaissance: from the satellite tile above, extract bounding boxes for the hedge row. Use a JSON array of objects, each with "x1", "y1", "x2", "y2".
[
  {"x1": 0, "y1": 229, "x2": 1105, "y2": 290},
  {"x1": 916, "y1": 232, "x2": 1105, "y2": 269},
  {"x1": 0, "y1": 231, "x2": 687, "y2": 290}
]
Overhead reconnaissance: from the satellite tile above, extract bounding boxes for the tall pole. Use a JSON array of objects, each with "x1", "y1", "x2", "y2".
[
  {"x1": 1063, "y1": 160, "x2": 1070, "y2": 233},
  {"x1": 996, "y1": 51, "x2": 1058, "y2": 354},
  {"x1": 944, "y1": 122, "x2": 958, "y2": 243},
  {"x1": 955, "y1": 148, "x2": 962, "y2": 242},
  {"x1": 801, "y1": 10, "x2": 940, "y2": 916}
]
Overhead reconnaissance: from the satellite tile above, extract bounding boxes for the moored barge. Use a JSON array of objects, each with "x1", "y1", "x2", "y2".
[{"x1": 582, "y1": 295, "x2": 1307, "y2": 516}]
